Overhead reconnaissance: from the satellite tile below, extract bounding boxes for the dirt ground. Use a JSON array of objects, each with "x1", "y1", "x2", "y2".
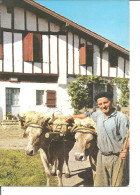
[{"x1": 0, "y1": 124, "x2": 93, "y2": 187}]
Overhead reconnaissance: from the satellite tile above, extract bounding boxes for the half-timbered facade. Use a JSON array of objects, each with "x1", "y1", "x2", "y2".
[{"x1": 0, "y1": 0, "x2": 129, "y2": 120}]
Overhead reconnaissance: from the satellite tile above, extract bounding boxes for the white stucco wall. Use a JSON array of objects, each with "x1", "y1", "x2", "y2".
[
  {"x1": 125, "y1": 60, "x2": 129, "y2": 78},
  {"x1": 26, "y1": 10, "x2": 37, "y2": 31},
  {"x1": 38, "y1": 18, "x2": 48, "y2": 32},
  {"x1": 14, "y1": 7, "x2": 25, "y2": 30},
  {"x1": 42, "y1": 35, "x2": 49, "y2": 73},
  {"x1": 3, "y1": 32, "x2": 13, "y2": 72},
  {"x1": 93, "y1": 45, "x2": 100, "y2": 75},
  {"x1": 0, "y1": 60, "x2": 2, "y2": 71},
  {"x1": 0, "y1": 80, "x2": 75, "y2": 120},
  {"x1": 74, "y1": 34, "x2": 80, "y2": 75},
  {"x1": 110, "y1": 67, "x2": 116, "y2": 77},
  {"x1": 50, "y1": 35, "x2": 57, "y2": 74},
  {"x1": 118, "y1": 56, "x2": 124, "y2": 78},
  {"x1": 68, "y1": 32, "x2": 74, "y2": 75},
  {"x1": 102, "y1": 50, "x2": 108, "y2": 77},
  {"x1": 14, "y1": 33, "x2": 23, "y2": 73},
  {"x1": 58, "y1": 35, "x2": 67, "y2": 85},
  {"x1": 0, "y1": 5, "x2": 11, "y2": 29}
]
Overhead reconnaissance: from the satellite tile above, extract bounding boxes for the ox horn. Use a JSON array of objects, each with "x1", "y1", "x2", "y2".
[{"x1": 49, "y1": 113, "x2": 57, "y2": 124}]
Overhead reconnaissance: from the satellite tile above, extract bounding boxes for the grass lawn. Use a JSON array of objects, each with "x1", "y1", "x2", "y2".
[{"x1": 0, "y1": 149, "x2": 57, "y2": 187}]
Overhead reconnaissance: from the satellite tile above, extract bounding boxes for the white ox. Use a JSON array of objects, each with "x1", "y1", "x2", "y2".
[
  {"x1": 72, "y1": 118, "x2": 98, "y2": 183},
  {"x1": 18, "y1": 111, "x2": 74, "y2": 186}
]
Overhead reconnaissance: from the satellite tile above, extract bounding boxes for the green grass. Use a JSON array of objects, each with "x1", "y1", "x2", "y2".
[{"x1": 0, "y1": 149, "x2": 57, "y2": 187}]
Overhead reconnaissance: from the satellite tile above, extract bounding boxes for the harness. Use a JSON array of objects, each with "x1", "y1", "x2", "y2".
[{"x1": 71, "y1": 125, "x2": 97, "y2": 135}]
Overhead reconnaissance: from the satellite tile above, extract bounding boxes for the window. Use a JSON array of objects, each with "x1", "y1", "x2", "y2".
[
  {"x1": 109, "y1": 49, "x2": 118, "y2": 67},
  {"x1": 107, "y1": 83, "x2": 114, "y2": 95},
  {"x1": 0, "y1": 30, "x2": 3, "y2": 59},
  {"x1": 80, "y1": 43, "x2": 93, "y2": 66},
  {"x1": 46, "y1": 90, "x2": 56, "y2": 107},
  {"x1": 36, "y1": 90, "x2": 44, "y2": 105},
  {"x1": 23, "y1": 33, "x2": 42, "y2": 62}
]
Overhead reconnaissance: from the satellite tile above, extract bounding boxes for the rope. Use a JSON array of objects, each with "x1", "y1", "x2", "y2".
[{"x1": 112, "y1": 128, "x2": 130, "y2": 187}]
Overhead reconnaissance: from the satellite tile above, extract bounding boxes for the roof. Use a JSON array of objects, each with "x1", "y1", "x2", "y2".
[{"x1": 15, "y1": 0, "x2": 130, "y2": 56}]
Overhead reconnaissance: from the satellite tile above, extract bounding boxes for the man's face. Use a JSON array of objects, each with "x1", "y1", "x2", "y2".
[{"x1": 97, "y1": 97, "x2": 113, "y2": 115}]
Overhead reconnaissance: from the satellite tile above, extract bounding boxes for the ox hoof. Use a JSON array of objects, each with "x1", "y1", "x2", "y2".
[{"x1": 65, "y1": 173, "x2": 70, "y2": 178}]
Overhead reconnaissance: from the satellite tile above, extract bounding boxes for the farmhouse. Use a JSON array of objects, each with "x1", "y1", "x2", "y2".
[{"x1": 0, "y1": 0, "x2": 129, "y2": 120}]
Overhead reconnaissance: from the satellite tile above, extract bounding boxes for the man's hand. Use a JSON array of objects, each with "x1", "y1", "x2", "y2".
[
  {"x1": 120, "y1": 148, "x2": 129, "y2": 160},
  {"x1": 65, "y1": 116, "x2": 74, "y2": 123}
]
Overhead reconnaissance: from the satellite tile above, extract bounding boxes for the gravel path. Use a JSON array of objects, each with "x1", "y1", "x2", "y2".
[{"x1": 0, "y1": 125, "x2": 93, "y2": 187}]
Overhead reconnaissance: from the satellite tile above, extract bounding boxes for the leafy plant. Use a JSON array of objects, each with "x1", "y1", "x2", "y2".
[
  {"x1": 112, "y1": 77, "x2": 129, "y2": 107},
  {"x1": 67, "y1": 75, "x2": 129, "y2": 113},
  {"x1": 67, "y1": 75, "x2": 109, "y2": 114}
]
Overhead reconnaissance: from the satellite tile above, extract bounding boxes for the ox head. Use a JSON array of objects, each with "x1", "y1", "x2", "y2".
[
  {"x1": 25, "y1": 124, "x2": 45, "y2": 156},
  {"x1": 23, "y1": 118, "x2": 51, "y2": 156},
  {"x1": 74, "y1": 131, "x2": 95, "y2": 161}
]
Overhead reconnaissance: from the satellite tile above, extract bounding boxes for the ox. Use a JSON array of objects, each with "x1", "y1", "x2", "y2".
[
  {"x1": 72, "y1": 119, "x2": 98, "y2": 183},
  {"x1": 18, "y1": 112, "x2": 75, "y2": 186}
]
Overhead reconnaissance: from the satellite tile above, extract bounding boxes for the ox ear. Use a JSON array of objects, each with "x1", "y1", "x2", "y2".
[
  {"x1": 17, "y1": 114, "x2": 26, "y2": 129},
  {"x1": 17, "y1": 114, "x2": 25, "y2": 121}
]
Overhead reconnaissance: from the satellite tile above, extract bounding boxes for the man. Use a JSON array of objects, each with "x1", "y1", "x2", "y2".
[{"x1": 65, "y1": 92, "x2": 129, "y2": 186}]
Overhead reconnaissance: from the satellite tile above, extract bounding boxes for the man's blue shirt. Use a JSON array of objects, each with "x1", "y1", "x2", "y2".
[{"x1": 85, "y1": 109, "x2": 129, "y2": 154}]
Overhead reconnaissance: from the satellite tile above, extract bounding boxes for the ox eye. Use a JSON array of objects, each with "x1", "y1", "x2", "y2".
[{"x1": 87, "y1": 140, "x2": 92, "y2": 144}]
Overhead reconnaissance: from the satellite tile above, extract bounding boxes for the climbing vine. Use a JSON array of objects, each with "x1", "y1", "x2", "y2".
[
  {"x1": 112, "y1": 77, "x2": 129, "y2": 107},
  {"x1": 67, "y1": 75, "x2": 129, "y2": 114},
  {"x1": 67, "y1": 75, "x2": 109, "y2": 114}
]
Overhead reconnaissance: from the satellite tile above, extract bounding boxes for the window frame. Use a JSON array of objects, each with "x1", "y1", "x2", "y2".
[
  {"x1": 109, "y1": 49, "x2": 118, "y2": 68},
  {"x1": 36, "y1": 90, "x2": 44, "y2": 106}
]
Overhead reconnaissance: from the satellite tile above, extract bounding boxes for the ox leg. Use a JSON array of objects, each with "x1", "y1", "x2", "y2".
[
  {"x1": 57, "y1": 157, "x2": 64, "y2": 187},
  {"x1": 63, "y1": 140, "x2": 74, "y2": 178},
  {"x1": 39, "y1": 149, "x2": 51, "y2": 186},
  {"x1": 89, "y1": 154, "x2": 96, "y2": 185},
  {"x1": 64, "y1": 155, "x2": 70, "y2": 178},
  {"x1": 51, "y1": 159, "x2": 57, "y2": 176}
]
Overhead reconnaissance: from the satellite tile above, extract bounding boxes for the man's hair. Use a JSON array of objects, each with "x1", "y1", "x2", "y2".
[{"x1": 94, "y1": 92, "x2": 113, "y2": 102}]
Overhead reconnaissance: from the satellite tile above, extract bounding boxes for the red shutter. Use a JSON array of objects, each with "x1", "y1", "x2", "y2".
[
  {"x1": 46, "y1": 90, "x2": 56, "y2": 107},
  {"x1": 80, "y1": 43, "x2": 86, "y2": 65},
  {"x1": 33, "y1": 33, "x2": 42, "y2": 62},
  {"x1": 0, "y1": 31, "x2": 3, "y2": 59},
  {"x1": 23, "y1": 33, "x2": 33, "y2": 62}
]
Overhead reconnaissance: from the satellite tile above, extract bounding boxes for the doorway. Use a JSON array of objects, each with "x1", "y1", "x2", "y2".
[{"x1": 6, "y1": 88, "x2": 20, "y2": 118}]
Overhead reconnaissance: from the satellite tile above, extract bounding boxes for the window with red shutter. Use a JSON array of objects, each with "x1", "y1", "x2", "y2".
[
  {"x1": 80, "y1": 43, "x2": 86, "y2": 65},
  {"x1": 23, "y1": 33, "x2": 42, "y2": 62},
  {"x1": 33, "y1": 34, "x2": 42, "y2": 62},
  {"x1": 109, "y1": 49, "x2": 118, "y2": 67},
  {"x1": 86, "y1": 45, "x2": 93, "y2": 66},
  {"x1": 0, "y1": 30, "x2": 3, "y2": 59},
  {"x1": 46, "y1": 90, "x2": 56, "y2": 107},
  {"x1": 80, "y1": 43, "x2": 93, "y2": 66},
  {"x1": 23, "y1": 33, "x2": 33, "y2": 62}
]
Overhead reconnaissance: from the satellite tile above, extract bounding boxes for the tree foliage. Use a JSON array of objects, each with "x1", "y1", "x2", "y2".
[
  {"x1": 67, "y1": 75, "x2": 129, "y2": 114},
  {"x1": 112, "y1": 77, "x2": 129, "y2": 107},
  {"x1": 67, "y1": 75, "x2": 108, "y2": 114}
]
